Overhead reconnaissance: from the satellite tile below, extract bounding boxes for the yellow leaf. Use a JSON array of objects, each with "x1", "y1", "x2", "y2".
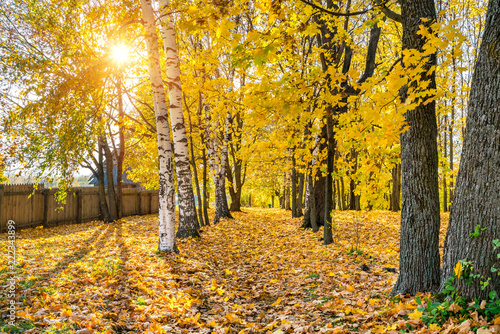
[
  {"x1": 187, "y1": 6, "x2": 197, "y2": 15},
  {"x1": 429, "y1": 324, "x2": 441, "y2": 331},
  {"x1": 408, "y1": 310, "x2": 422, "y2": 320},
  {"x1": 271, "y1": 297, "x2": 282, "y2": 307},
  {"x1": 454, "y1": 262, "x2": 463, "y2": 278},
  {"x1": 225, "y1": 269, "x2": 232, "y2": 275}
]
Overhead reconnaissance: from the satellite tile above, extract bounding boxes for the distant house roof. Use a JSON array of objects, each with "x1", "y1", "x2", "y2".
[{"x1": 88, "y1": 165, "x2": 141, "y2": 187}]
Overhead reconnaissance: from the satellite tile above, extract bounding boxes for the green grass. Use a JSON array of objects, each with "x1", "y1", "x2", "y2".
[
  {"x1": 0, "y1": 320, "x2": 35, "y2": 333},
  {"x1": 135, "y1": 297, "x2": 147, "y2": 305}
]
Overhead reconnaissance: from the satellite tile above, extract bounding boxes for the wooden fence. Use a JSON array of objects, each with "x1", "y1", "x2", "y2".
[{"x1": 0, "y1": 184, "x2": 159, "y2": 232}]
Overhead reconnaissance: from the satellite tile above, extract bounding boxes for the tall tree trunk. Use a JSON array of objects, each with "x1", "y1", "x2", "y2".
[
  {"x1": 324, "y1": 106, "x2": 335, "y2": 245},
  {"x1": 302, "y1": 127, "x2": 328, "y2": 229},
  {"x1": 158, "y1": 0, "x2": 199, "y2": 238},
  {"x1": 185, "y1": 94, "x2": 204, "y2": 226},
  {"x1": 202, "y1": 146, "x2": 210, "y2": 226},
  {"x1": 336, "y1": 179, "x2": 342, "y2": 211},
  {"x1": 449, "y1": 48, "x2": 456, "y2": 205},
  {"x1": 391, "y1": 0, "x2": 441, "y2": 296},
  {"x1": 310, "y1": 177, "x2": 319, "y2": 232},
  {"x1": 348, "y1": 150, "x2": 361, "y2": 210},
  {"x1": 209, "y1": 108, "x2": 233, "y2": 223},
  {"x1": 95, "y1": 141, "x2": 110, "y2": 223},
  {"x1": 443, "y1": 113, "x2": 448, "y2": 212},
  {"x1": 340, "y1": 177, "x2": 346, "y2": 210},
  {"x1": 102, "y1": 136, "x2": 118, "y2": 222},
  {"x1": 139, "y1": 0, "x2": 177, "y2": 252},
  {"x1": 297, "y1": 172, "x2": 304, "y2": 217},
  {"x1": 441, "y1": 0, "x2": 500, "y2": 300},
  {"x1": 228, "y1": 184, "x2": 242, "y2": 211},
  {"x1": 303, "y1": 172, "x2": 312, "y2": 225},
  {"x1": 227, "y1": 158, "x2": 243, "y2": 212},
  {"x1": 285, "y1": 172, "x2": 291, "y2": 210},
  {"x1": 291, "y1": 155, "x2": 298, "y2": 217},
  {"x1": 116, "y1": 76, "x2": 124, "y2": 219},
  {"x1": 315, "y1": 0, "x2": 340, "y2": 240},
  {"x1": 227, "y1": 104, "x2": 245, "y2": 212}
]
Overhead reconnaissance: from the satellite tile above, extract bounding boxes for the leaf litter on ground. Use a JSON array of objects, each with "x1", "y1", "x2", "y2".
[{"x1": 1, "y1": 208, "x2": 495, "y2": 333}]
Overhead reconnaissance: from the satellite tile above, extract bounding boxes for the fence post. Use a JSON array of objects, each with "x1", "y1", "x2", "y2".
[
  {"x1": 76, "y1": 189, "x2": 83, "y2": 224},
  {"x1": 43, "y1": 189, "x2": 49, "y2": 228},
  {"x1": 138, "y1": 190, "x2": 142, "y2": 215}
]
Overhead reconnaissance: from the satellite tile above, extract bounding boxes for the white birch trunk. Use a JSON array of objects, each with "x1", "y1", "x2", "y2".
[
  {"x1": 139, "y1": 0, "x2": 177, "y2": 252},
  {"x1": 157, "y1": 0, "x2": 199, "y2": 238}
]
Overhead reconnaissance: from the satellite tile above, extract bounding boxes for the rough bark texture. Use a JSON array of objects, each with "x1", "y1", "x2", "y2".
[
  {"x1": 158, "y1": 0, "x2": 199, "y2": 238},
  {"x1": 314, "y1": 0, "x2": 339, "y2": 239},
  {"x1": 391, "y1": 0, "x2": 441, "y2": 296},
  {"x1": 441, "y1": 0, "x2": 500, "y2": 300},
  {"x1": 139, "y1": 0, "x2": 177, "y2": 252}
]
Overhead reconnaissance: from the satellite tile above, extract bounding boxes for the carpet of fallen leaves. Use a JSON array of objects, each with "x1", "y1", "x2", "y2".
[{"x1": 0, "y1": 207, "x2": 478, "y2": 334}]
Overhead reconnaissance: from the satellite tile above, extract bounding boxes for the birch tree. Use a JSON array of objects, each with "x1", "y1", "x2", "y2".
[
  {"x1": 139, "y1": 0, "x2": 177, "y2": 252},
  {"x1": 157, "y1": 0, "x2": 199, "y2": 238}
]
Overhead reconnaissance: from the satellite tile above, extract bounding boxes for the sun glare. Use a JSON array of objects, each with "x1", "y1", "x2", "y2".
[{"x1": 112, "y1": 44, "x2": 129, "y2": 64}]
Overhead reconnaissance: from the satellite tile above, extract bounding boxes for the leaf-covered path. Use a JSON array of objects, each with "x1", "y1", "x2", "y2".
[{"x1": 1, "y1": 208, "x2": 450, "y2": 333}]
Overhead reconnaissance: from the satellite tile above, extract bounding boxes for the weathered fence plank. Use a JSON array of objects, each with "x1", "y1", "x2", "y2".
[{"x1": 0, "y1": 184, "x2": 158, "y2": 232}]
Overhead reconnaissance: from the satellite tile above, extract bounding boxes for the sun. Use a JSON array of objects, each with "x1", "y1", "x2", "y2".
[{"x1": 111, "y1": 44, "x2": 129, "y2": 64}]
